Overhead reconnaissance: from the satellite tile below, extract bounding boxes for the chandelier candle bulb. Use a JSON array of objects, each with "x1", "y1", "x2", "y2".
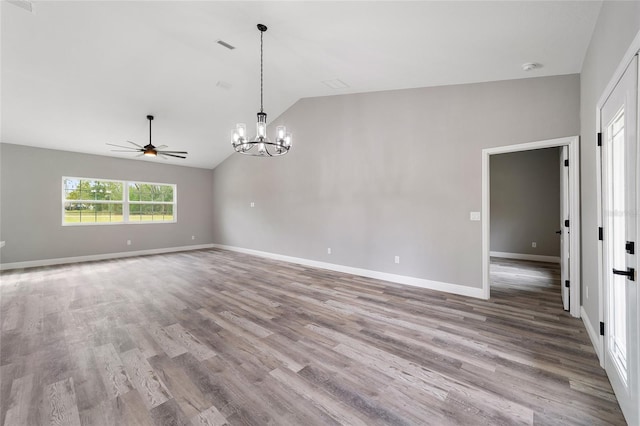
[{"x1": 257, "y1": 121, "x2": 266, "y2": 139}]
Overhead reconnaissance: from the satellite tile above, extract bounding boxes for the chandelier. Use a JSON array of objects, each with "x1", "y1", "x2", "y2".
[{"x1": 231, "y1": 24, "x2": 292, "y2": 157}]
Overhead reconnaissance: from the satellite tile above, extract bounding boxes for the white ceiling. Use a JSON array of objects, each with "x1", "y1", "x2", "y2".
[{"x1": 1, "y1": 1, "x2": 602, "y2": 169}]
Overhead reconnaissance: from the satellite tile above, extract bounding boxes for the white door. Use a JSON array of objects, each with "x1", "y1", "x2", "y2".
[
  {"x1": 601, "y1": 54, "x2": 639, "y2": 426},
  {"x1": 559, "y1": 146, "x2": 570, "y2": 311}
]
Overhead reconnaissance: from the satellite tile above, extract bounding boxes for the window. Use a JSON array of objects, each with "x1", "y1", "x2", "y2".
[
  {"x1": 62, "y1": 177, "x2": 176, "y2": 225},
  {"x1": 63, "y1": 178, "x2": 124, "y2": 224},
  {"x1": 128, "y1": 182, "x2": 175, "y2": 222}
]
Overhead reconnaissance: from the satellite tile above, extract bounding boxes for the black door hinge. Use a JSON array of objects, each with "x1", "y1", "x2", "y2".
[
  {"x1": 599, "y1": 227, "x2": 604, "y2": 241},
  {"x1": 565, "y1": 280, "x2": 570, "y2": 288},
  {"x1": 600, "y1": 322, "x2": 605, "y2": 336},
  {"x1": 597, "y1": 132, "x2": 602, "y2": 147},
  {"x1": 564, "y1": 159, "x2": 569, "y2": 167},
  {"x1": 564, "y1": 219, "x2": 570, "y2": 228}
]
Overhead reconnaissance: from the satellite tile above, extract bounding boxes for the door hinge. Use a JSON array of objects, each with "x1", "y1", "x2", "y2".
[
  {"x1": 564, "y1": 219, "x2": 570, "y2": 228},
  {"x1": 597, "y1": 132, "x2": 602, "y2": 147},
  {"x1": 565, "y1": 280, "x2": 570, "y2": 288},
  {"x1": 599, "y1": 227, "x2": 603, "y2": 241},
  {"x1": 564, "y1": 159, "x2": 569, "y2": 167},
  {"x1": 626, "y1": 241, "x2": 635, "y2": 255},
  {"x1": 600, "y1": 322, "x2": 605, "y2": 336}
]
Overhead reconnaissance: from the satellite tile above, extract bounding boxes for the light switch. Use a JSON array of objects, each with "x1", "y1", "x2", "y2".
[{"x1": 470, "y1": 212, "x2": 481, "y2": 221}]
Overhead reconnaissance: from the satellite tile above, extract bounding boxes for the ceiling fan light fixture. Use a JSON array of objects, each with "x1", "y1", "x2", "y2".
[
  {"x1": 231, "y1": 24, "x2": 292, "y2": 157},
  {"x1": 106, "y1": 115, "x2": 188, "y2": 160}
]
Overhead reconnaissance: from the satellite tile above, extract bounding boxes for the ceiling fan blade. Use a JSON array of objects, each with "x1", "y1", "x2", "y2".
[
  {"x1": 162, "y1": 153, "x2": 187, "y2": 159},
  {"x1": 107, "y1": 143, "x2": 139, "y2": 150},
  {"x1": 158, "y1": 154, "x2": 169, "y2": 160},
  {"x1": 127, "y1": 140, "x2": 143, "y2": 148},
  {"x1": 155, "y1": 145, "x2": 168, "y2": 150},
  {"x1": 157, "y1": 150, "x2": 188, "y2": 154},
  {"x1": 111, "y1": 149, "x2": 142, "y2": 152}
]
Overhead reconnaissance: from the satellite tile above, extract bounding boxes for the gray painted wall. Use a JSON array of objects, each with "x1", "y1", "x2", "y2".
[
  {"x1": 212, "y1": 74, "x2": 580, "y2": 289},
  {"x1": 490, "y1": 147, "x2": 561, "y2": 257},
  {"x1": 580, "y1": 2, "x2": 640, "y2": 331},
  {"x1": 0, "y1": 143, "x2": 214, "y2": 264}
]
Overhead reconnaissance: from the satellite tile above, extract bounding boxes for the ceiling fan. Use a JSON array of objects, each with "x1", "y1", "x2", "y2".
[{"x1": 107, "y1": 115, "x2": 188, "y2": 159}]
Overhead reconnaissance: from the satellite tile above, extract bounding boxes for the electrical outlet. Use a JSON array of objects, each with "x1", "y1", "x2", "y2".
[
  {"x1": 250, "y1": 202, "x2": 255, "y2": 207},
  {"x1": 470, "y1": 211, "x2": 481, "y2": 221},
  {"x1": 394, "y1": 256, "x2": 400, "y2": 264},
  {"x1": 532, "y1": 242, "x2": 537, "y2": 248},
  {"x1": 586, "y1": 287, "x2": 589, "y2": 299},
  {"x1": 0, "y1": 241, "x2": 5, "y2": 248},
  {"x1": 192, "y1": 235, "x2": 195, "y2": 240},
  {"x1": 327, "y1": 248, "x2": 331, "y2": 254},
  {"x1": 127, "y1": 240, "x2": 132, "y2": 246}
]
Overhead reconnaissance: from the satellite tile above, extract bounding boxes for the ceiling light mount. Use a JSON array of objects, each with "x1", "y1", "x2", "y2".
[{"x1": 231, "y1": 24, "x2": 292, "y2": 157}]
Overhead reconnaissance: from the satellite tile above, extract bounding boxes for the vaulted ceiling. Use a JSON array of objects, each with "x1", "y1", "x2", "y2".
[{"x1": 1, "y1": 1, "x2": 602, "y2": 168}]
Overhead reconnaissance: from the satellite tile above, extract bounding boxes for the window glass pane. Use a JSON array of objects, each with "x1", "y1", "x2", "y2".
[
  {"x1": 64, "y1": 202, "x2": 123, "y2": 223},
  {"x1": 64, "y1": 179, "x2": 122, "y2": 201},
  {"x1": 162, "y1": 185, "x2": 174, "y2": 202},
  {"x1": 129, "y1": 203, "x2": 173, "y2": 222},
  {"x1": 607, "y1": 110, "x2": 628, "y2": 378}
]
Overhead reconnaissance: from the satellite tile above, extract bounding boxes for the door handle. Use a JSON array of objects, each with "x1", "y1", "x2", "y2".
[
  {"x1": 613, "y1": 267, "x2": 635, "y2": 281},
  {"x1": 555, "y1": 230, "x2": 562, "y2": 235}
]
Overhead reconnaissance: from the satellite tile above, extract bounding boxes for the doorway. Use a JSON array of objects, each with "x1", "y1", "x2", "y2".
[{"x1": 481, "y1": 136, "x2": 581, "y2": 317}]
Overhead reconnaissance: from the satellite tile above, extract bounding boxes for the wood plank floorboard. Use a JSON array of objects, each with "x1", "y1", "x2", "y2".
[{"x1": 0, "y1": 250, "x2": 626, "y2": 425}]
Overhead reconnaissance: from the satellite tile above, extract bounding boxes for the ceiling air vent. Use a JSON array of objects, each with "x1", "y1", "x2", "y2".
[
  {"x1": 322, "y1": 79, "x2": 349, "y2": 89},
  {"x1": 216, "y1": 40, "x2": 235, "y2": 50},
  {"x1": 8, "y1": 0, "x2": 33, "y2": 12}
]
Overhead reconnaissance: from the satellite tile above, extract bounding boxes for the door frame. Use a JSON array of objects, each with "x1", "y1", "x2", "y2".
[
  {"x1": 481, "y1": 136, "x2": 581, "y2": 317},
  {"x1": 595, "y1": 32, "x2": 640, "y2": 368}
]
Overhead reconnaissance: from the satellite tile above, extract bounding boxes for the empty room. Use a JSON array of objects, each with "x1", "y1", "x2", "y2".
[{"x1": 1, "y1": 1, "x2": 639, "y2": 425}]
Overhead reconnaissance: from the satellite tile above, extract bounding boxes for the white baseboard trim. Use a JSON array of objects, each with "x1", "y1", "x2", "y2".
[
  {"x1": 581, "y1": 306, "x2": 603, "y2": 366},
  {"x1": 0, "y1": 244, "x2": 215, "y2": 271},
  {"x1": 212, "y1": 244, "x2": 485, "y2": 299},
  {"x1": 490, "y1": 251, "x2": 560, "y2": 264}
]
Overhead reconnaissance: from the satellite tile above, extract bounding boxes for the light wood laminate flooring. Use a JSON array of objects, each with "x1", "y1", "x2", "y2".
[{"x1": 0, "y1": 250, "x2": 625, "y2": 425}]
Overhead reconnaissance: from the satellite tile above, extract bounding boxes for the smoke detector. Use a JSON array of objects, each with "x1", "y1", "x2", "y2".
[{"x1": 522, "y1": 62, "x2": 542, "y2": 72}]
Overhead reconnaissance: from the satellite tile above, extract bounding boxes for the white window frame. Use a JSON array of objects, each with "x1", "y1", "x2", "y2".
[{"x1": 62, "y1": 176, "x2": 177, "y2": 226}]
